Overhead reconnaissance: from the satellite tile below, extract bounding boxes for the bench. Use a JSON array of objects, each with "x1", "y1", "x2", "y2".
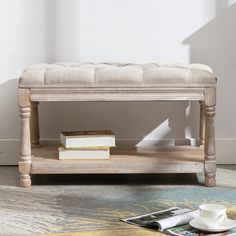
[{"x1": 18, "y1": 63, "x2": 217, "y2": 187}]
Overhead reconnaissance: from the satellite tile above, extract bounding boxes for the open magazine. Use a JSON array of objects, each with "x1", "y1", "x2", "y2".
[{"x1": 122, "y1": 207, "x2": 236, "y2": 236}]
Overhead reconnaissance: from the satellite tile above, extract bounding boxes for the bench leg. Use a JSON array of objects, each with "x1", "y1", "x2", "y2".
[
  {"x1": 31, "y1": 102, "x2": 40, "y2": 147},
  {"x1": 204, "y1": 88, "x2": 216, "y2": 187},
  {"x1": 19, "y1": 89, "x2": 32, "y2": 188},
  {"x1": 199, "y1": 101, "x2": 205, "y2": 146}
]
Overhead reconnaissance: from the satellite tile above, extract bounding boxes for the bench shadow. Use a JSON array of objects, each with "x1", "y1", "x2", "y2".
[{"x1": 32, "y1": 173, "x2": 200, "y2": 186}]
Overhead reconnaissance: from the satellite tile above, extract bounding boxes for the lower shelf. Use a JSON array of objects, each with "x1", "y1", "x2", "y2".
[{"x1": 31, "y1": 146, "x2": 204, "y2": 174}]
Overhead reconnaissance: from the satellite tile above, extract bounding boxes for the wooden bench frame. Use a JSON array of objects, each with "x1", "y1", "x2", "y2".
[{"x1": 18, "y1": 87, "x2": 216, "y2": 188}]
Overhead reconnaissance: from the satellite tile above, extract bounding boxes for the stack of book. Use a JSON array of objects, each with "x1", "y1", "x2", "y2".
[{"x1": 58, "y1": 130, "x2": 115, "y2": 160}]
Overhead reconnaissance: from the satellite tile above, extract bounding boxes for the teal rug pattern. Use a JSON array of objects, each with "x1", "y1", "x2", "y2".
[
  {"x1": 0, "y1": 186, "x2": 236, "y2": 235},
  {"x1": 59, "y1": 187, "x2": 236, "y2": 232}
]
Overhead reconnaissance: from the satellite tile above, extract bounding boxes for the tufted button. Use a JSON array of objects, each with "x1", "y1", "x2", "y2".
[{"x1": 19, "y1": 63, "x2": 216, "y2": 88}]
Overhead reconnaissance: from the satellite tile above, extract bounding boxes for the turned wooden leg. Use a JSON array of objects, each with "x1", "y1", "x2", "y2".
[
  {"x1": 199, "y1": 101, "x2": 205, "y2": 146},
  {"x1": 19, "y1": 89, "x2": 32, "y2": 188},
  {"x1": 204, "y1": 88, "x2": 216, "y2": 187},
  {"x1": 31, "y1": 102, "x2": 40, "y2": 147}
]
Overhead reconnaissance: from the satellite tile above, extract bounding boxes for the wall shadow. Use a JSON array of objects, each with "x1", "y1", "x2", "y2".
[
  {"x1": 29, "y1": 0, "x2": 200, "y2": 146},
  {"x1": 39, "y1": 101, "x2": 198, "y2": 146},
  {"x1": 0, "y1": 80, "x2": 198, "y2": 144},
  {"x1": 40, "y1": 0, "x2": 200, "y2": 146},
  {"x1": 0, "y1": 80, "x2": 20, "y2": 164},
  {"x1": 1, "y1": 1, "x2": 210, "y2": 167},
  {"x1": 183, "y1": 1, "x2": 236, "y2": 137},
  {"x1": 0, "y1": 79, "x2": 20, "y2": 139}
]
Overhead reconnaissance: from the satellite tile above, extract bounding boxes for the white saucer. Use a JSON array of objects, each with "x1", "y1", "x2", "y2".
[{"x1": 190, "y1": 217, "x2": 236, "y2": 232}]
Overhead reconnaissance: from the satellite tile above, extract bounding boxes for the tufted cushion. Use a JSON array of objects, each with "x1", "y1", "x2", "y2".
[{"x1": 19, "y1": 63, "x2": 216, "y2": 88}]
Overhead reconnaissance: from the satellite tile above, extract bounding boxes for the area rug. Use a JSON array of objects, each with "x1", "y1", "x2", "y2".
[{"x1": 0, "y1": 186, "x2": 236, "y2": 236}]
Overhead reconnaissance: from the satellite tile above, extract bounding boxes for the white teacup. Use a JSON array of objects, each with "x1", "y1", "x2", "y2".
[{"x1": 199, "y1": 204, "x2": 227, "y2": 228}]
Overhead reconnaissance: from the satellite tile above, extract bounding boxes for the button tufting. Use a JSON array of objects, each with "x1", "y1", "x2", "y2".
[{"x1": 19, "y1": 63, "x2": 216, "y2": 88}]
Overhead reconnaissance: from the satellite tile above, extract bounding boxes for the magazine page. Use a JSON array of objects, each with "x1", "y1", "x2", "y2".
[
  {"x1": 122, "y1": 207, "x2": 192, "y2": 229},
  {"x1": 156, "y1": 210, "x2": 199, "y2": 230}
]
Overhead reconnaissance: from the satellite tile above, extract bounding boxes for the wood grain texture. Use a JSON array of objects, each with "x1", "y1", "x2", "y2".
[
  {"x1": 19, "y1": 89, "x2": 32, "y2": 188},
  {"x1": 31, "y1": 146, "x2": 204, "y2": 174},
  {"x1": 19, "y1": 88, "x2": 30, "y2": 107},
  {"x1": 30, "y1": 88, "x2": 205, "y2": 102},
  {"x1": 18, "y1": 85, "x2": 216, "y2": 187},
  {"x1": 204, "y1": 88, "x2": 216, "y2": 187}
]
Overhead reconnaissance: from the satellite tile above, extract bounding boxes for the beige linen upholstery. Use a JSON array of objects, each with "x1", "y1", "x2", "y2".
[{"x1": 19, "y1": 63, "x2": 216, "y2": 88}]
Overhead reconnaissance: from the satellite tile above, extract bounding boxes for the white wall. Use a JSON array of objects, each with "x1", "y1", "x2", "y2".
[{"x1": 0, "y1": 0, "x2": 236, "y2": 164}]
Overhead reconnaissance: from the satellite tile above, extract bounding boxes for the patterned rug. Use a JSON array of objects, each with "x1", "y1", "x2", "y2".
[{"x1": 1, "y1": 185, "x2": 236, "y2": 236}]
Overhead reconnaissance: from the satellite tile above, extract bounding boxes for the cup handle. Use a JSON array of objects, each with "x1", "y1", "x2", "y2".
[{"x1": 217, "y1": 213, "x2": 227, "y2": 222}]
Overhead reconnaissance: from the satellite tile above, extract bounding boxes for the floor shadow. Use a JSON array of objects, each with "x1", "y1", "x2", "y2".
[
  {"x1": 0, "y1": 166, "x2": 201, "y2": 187},
  {"x1": 218, "y1": 164, "x2": 236, "y2": 171},
  {"x1": 32, "y1": 173, "x2": 200, "y2": 186}
]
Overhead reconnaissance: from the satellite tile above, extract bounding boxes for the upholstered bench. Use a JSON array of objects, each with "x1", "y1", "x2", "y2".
[{"x1": 19, "y1": 63, "x2": 217, "y2": 187}]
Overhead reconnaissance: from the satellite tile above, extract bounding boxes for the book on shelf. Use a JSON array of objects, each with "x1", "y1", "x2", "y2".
[
  {"x1": 58, "y1": 147, "x2": 110, "y2": 160},
  {"x1": 60, "y1": 130, "x2": 115, "y2": 149},
  {"x1": 122, "y1": 207, "x2": 236, "y2": 236}
]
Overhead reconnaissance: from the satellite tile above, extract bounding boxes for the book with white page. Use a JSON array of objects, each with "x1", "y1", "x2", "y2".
[
  {"x1": 60, "y1": 130, "x2": 115, "y2": 148},
  {"x1": 58, "y1": 147, "x2": 110, "y2": 160}
]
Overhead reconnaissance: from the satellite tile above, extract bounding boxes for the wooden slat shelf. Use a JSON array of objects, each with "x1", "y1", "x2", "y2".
[{"x1": 31, "y1": 146, "x2": 204, "y2": 174}]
